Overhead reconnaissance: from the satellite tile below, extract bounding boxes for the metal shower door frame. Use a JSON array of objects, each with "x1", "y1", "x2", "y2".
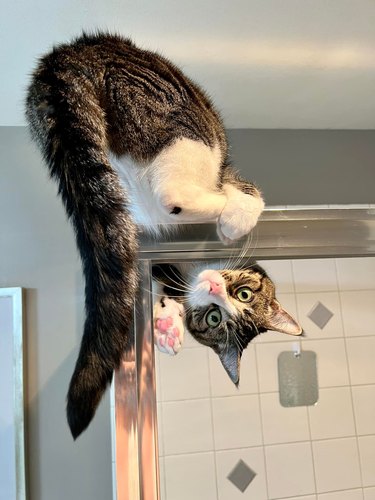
[{"x1": 113, "y1": 207, "x2": 375, "y2": 500}]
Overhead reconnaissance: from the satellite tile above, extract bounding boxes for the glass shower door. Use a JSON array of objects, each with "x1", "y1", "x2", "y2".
[
  {"x1": 112, "y1": 208, "x2": 375, "y2": 500},
  {"x1": 156, "y1": 255, "x2": 375, "y2": 499}
]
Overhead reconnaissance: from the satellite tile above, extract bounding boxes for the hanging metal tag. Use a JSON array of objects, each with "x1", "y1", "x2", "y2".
[{"x1": 278, "y1": 350, "x2": 319, "y2": 407}]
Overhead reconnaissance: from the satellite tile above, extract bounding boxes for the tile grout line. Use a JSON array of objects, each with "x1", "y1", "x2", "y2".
[
  {"x1": 160, "y1": 381, "x2": 375, "y2": 404},
  {"x1": 206, "y1": 348, "x2": 220, "y2": 500},
  {"x1": 254, "y1": 342, "x2": 271, "y2": 499},
  {"x1": 334, "y1": 257, "x2": 365, "y2": 499},
  {"x1": 160, "y1": 435, "x2": 375, "y2": 456},
  {"x1": 155, "y1": 353, "x2": 168, "y2": 499},
  {"x1": 305, "y1": 404, "x2": 318, "y2": 496},
  {"x1": 291, "y1": 259, "x2": 318, "y2": 497},
  {"x1": 182, "y1": 326, "x2": 375, "y2": 351},
  {"x1": 272, "y1": 486, "x2": 364, "y2": 499}
]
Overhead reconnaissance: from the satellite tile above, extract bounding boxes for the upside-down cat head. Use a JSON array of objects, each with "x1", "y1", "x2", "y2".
[{"x1": 185, "y1": 264, "x2": 302, "y2": 384}]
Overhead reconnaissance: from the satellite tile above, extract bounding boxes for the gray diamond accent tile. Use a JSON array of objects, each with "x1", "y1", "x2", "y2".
[
  {"x1": 227, "y1": 459, "x2": 256, "y2": 492},
  {"x1": 308, "y1": 301, "x2": 334, "y2": 329}
]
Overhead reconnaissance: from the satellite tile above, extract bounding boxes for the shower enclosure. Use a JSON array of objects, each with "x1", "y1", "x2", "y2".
[{"x1": 111, "y1": 207, "x2": 375, "y2": 500}]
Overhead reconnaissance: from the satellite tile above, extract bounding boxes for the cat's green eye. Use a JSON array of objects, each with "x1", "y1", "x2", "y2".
[
  {"x1": 205, "y1": 308, "x2": 222, "y2": 327},
  {"x1": 235, "y1": 286, "x2": 252, "y2": 303}
]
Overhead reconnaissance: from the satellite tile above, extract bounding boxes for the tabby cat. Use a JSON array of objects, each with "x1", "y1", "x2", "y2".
[
  {"x1": 153, "y1": 262, "x2": 302, "y2": 383},
  {"x1": 25, "y1": 32, "x2": 265, "y2": 438}
]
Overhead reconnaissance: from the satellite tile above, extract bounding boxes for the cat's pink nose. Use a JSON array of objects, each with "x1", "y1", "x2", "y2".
[{"x1": 209, "y1": 281, "x2": 222, "y2": 294}]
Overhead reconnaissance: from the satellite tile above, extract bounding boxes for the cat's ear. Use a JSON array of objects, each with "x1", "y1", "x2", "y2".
[
  {"x1": 265, "y1": 299, "x2": 302, "y2": 336},
  {"x1": 218, "y1": 345, "x2": 241, "y2": 386}
]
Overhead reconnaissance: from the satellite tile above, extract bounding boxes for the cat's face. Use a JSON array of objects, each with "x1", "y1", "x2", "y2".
[{"x1": 186, "y1": 264, "x2": 302, "y2": 384}]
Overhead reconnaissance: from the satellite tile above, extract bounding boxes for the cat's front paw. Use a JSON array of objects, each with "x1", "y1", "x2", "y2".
[
  {"x1": 153, "y1": 297, "x2": 184, "y2": 355},
  {"x1": 218, "y1": 187, "x2": 264, "y2": 242}
]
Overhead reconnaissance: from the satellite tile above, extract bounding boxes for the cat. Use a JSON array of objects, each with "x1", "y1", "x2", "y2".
[
  {"x1": 25, "y1": 32, "x2": 265, "y2": 438},
  {"x1": 152, "y1": 262, "x2": 302, "y2": 383}
]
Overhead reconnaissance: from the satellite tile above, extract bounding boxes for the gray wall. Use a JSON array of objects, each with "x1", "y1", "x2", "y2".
[
  {"x1": 228, "y1": 129, "x2": 375, "y2": 205},
  {"x1": 0, "y1": 127, "x2": 113, "y2": 500},
  {"x1": 1, "y1": 125, "x2": 375, "y2": 499}
]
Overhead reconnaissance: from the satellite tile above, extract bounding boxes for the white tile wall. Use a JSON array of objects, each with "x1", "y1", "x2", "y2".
[
  {"x1": 162, "y1": 399, "x2": 213, "y2": 455},
  {"x1": 359, "y1": 436, "x2": 375, "y2": 487},
  {"x1": 164, "y1": 452, "x2": 217, "y2": 500},
  {"x1": 308, "y1": 387, "x2": 356, "y2": 440},
  {"x1": 336, "y1": 257, "x2": 375, "y2": 290},
  {"x1": 153, "y1": 256, "x2": 375, "y2": 500},
  {"x1": 364, "y1": 487, "x2": 375, "y2": 499},
  {"x1": 212, "y1": 395, "x2": 262, "y2": 450},
  {"x1": 215, "y1": 448, "x2": 268, "y2": 500},
  {"x1": 312, "y1": 438, "x2": 362, "y2": 492},
  {"x1": 159, "y1": 457, "x2": 166, "y2": 500},
  {"x1": 158, "y1": 347, "x2": 210, "y2": 401},
  {"x1": 292, "y1": 258, "x2": 338, "y2": 293},
  {"x1": 346, "y1": 337, "x2": 375, "y2": 385},
  {"x1": 304, "y1": 339, "x2": 350, "y2": 387},
  {"x1": 340, "y1": 290, "x2": 375, "y2": 336},
  {"x1": 352, "y1": 385, "x2": 375, "y2": 435},
  {"x1": 258, "y1": 259, "x2": 295, "y2": 293},
  {"x1": 157, "y1": 402, "x2": 164, "y2": 457},
  {"x1": 265, "y1": 442, "x2": 316, "y2": 498},
  {"x1": 317, "y1": 490, "x2": 363, "y2": 500},
  {"x1": 260, "y1": 392, "x2": 310, "y2": 445}
]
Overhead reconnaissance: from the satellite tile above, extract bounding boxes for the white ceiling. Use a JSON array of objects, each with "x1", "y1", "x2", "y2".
[{"x1": 2, "y1": 0, "x2": 375, "y2": 128}]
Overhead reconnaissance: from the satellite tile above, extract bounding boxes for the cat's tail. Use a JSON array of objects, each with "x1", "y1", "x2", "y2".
[{"x1": 25, "y1": 55, "x2": 138, "y2": 439}]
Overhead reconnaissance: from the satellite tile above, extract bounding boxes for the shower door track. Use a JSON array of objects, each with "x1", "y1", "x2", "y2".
[{"x1": 113, "y1": 207, "x2": 375, "y2": 500}]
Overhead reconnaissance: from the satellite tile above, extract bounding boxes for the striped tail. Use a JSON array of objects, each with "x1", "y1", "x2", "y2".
[{"x1": 26, "y1": 56, "x2": 138, "y2": 438}]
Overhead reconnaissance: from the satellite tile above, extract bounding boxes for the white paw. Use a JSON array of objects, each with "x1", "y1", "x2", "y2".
[
  {"x1": 153, "y1": 297, "x2": 185, "y2": 355},
  {"x1": 218, "y1": 188, "x2": 264, "y2": 241}
]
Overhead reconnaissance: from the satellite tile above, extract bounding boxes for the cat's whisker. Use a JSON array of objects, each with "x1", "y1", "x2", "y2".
[
  {"x1": 234, "y1": 329, "x2": 247, "y2": 349},
  {"x1": 232, "y1": 331, "x2": 244, "y2": 353},
  {"x1": 169, "y1": 266, "x2": 195, "y2": 290},
  {"x1": 141, "y1": 287, "x2": 190, "y2": 305},
  {"x1": 223, "y1": 328, "x2": 230, "y2": 354},
  {"x1": 227, "y1": 239, "x2": 245, "y2": 270},
  {"x1": 249, "y1": 317, "x2": 260, "y2": 337},
  {"x1": 143, "y1": 287, "x2": 164, "y2": 297},
  {"x1": 225, "y1": 231, "x2": 253, "y2": 271},
  {"x1": 237, "y1": 231, "x2": 255, "y2": 268},
  {"x1": 152, "y1": 276, "x2": 192, "y2": 292},
  {"x1": 182, "y1": 305, "x2": 194, "y2": 316},
  {"x1": 243, "y1": 227, "x2": 259, "y2": 267},
  {"x1": 153, "y1": 268, "x2": 195, "y2": 292},
  {"x1": 156, "y1": 285, "x2": 190, "y2": 295}
]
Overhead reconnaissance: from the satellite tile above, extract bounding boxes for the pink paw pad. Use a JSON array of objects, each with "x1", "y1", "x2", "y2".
[
  {"x1": 167, "y1": 337, "x2": 175, "y2": 347},
  {"x1": 153, "y1": 297, "x2": 185, "y2": 356},
  {"x1": 156, "y1": 317, "x2": 174, "y2": 333}
]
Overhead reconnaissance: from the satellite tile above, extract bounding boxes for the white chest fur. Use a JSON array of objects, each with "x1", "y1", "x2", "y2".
[
  {"x1": 109, "y1": 137, "x2": 223, "y2": 231},
  {"x1": 109, "y1": 152, "x2": 170, "y2": 230}
]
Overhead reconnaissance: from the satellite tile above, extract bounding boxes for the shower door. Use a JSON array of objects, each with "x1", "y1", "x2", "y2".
[{"x1": 112, "y1": 207, "x2": 375, "y2": 500}]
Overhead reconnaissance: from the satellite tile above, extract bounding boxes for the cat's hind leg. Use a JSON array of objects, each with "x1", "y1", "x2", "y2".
[
  {"x1": 153, "y1": 297, "x2": 185, "y2": 355},
  {"x1": 159, "y1": 187, "x2": 227, "y2": 222}
]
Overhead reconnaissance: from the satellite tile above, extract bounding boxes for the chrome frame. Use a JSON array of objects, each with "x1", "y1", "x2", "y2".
[
  {"x1": 0, "y1": 287, "x2": 26, "y2": 500},
  {"x1": 113, "y1": 207, "x2": 375, "y2": 500}
]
